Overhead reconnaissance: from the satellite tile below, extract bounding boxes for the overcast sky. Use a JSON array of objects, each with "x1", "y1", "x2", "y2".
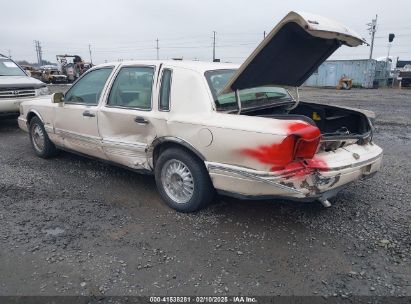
[{"x1": 1, "y1": 0, "x2": 410, "y2": 64}]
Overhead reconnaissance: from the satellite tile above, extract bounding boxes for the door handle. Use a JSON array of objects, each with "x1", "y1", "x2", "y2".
[
  {"x1": 134, "y1": 116, "x2": 149, "y2": 125},
  {"x1": 83, "y1": 110, "x2": 95, "y2": 117}
]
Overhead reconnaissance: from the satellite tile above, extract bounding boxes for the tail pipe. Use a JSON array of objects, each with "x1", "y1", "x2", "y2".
[{"x1": 318, "y1": 198, "x2": 332, "y2": 208}]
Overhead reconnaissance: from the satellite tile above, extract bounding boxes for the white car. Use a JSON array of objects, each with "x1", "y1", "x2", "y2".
[
  {"x1": 18, "y1": 12, "x2": 382, "y2": 212},
  {"x1": 0, "y1": 54, "x2": 49, "y2": 117}
]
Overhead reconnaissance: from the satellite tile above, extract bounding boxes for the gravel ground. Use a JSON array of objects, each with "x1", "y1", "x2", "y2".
[{"x1": 0, "y1": 86, "x2": 410, "y2": 297}]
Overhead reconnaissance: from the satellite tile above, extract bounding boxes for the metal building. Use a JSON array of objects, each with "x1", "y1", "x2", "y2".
[{"x1": 304, "y1": 59, "x2": 391, "y2": 88}]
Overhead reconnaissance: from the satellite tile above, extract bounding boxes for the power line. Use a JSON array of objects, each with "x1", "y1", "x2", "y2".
[
  {"x1": 217, "y1": 31, "x2": 261, "y2": 36},
  {"x1": 375, "y1": 34, "x2": 411, "y2": 39},
  {"x1": 20, "y1": 22, "x2": 411, "y2": 64},
  {"x1": 377, "y1": 26, "x2": 411, "y2": 32},
  {"x1": 37, "y1": 29, "x2": 410, "y2": 51}
]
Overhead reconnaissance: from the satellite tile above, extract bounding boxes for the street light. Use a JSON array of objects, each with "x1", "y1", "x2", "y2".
[{"x1": 387, "y1": 33, "x2": 395, "y2": 59}]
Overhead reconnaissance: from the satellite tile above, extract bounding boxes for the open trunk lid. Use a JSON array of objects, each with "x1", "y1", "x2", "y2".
[{"x1": 220, "y1": 11, "x2": 366, "y2": 94}]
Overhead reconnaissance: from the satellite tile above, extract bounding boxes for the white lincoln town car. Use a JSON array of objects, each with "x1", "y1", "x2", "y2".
[{"x1": 18, "y1": 12, "x2": 382, "y2": 212}]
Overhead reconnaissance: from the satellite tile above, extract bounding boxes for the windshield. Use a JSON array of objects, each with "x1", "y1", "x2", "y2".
[
  {"x1": 0, "y1": 58, "x2": 26, "y2": 76},
  {"x1": 205, "y1": 69, "x2": 292, "y2": 111}
]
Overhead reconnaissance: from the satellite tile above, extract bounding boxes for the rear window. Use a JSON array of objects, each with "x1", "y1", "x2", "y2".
[{"x1": 205, "y1": 69, "x2": 292, "y2": 111}]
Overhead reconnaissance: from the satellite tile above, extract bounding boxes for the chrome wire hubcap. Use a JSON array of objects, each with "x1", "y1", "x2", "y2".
[
  {"x1": 161, "y1": 159, "x2": 194, "y2": 204},
  {"x1": 32, "y1": 124, "x2": 45, "y2": 152}
]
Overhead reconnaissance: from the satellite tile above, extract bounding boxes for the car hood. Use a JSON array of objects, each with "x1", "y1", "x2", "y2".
[
  {"x1": 220, "y1": 11, "x2": 366, "y2": 94},
  {"x1": 0, "y1": 76, "x2": 46, "y2": 89}
]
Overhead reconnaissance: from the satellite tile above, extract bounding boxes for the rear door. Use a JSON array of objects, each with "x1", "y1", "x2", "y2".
[
  {"x1": 98, "y1": 65, "x2": 158, "y2": 170},
  {"x1": 54, "y1": 67, "x2": 113, "y2": 158}
]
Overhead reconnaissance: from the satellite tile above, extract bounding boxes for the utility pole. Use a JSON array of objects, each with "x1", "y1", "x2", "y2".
[
  {"x1": 156, "y1": 38, "x2": 159, "y2": 60},
  {"x1": 34, "y1": 40, "x2": 43, "y2": 66},
  {"x1": 34, "y1": 41, "x2": 40, "y2": 66},
  {"x1": 38, "y1": 41, "x2": 43, "y2": 66},
  {"x1": 263, "y1": 31, "x2": 266, "y2": 39},
  {"x1": 367, "y1": 15, "x2": 377, "y2": 59},
  {"x1": 8, "y1": 49, "x2": 11, "y2": 58},
  {"x1": 212, "y1": 31, "x2": 216, "y2": 62},
  {"x1": 88, "y1": 44, "x2": 93, "y2": 64},
  {"x1": 34, "y1": 41, "x2": 38, "y2": 65}
]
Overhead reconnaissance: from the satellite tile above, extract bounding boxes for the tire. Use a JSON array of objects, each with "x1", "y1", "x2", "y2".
[
  {"x1": 154, "y1": 148, "x2": 215, "y2": 212},
  {"x1": 29, "y1": 116, "x2": 58, "y2": 158}
]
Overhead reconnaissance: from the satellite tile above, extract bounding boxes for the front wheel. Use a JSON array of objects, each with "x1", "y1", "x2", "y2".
[
  {"x1": 29, "y1": 116, "x2": 58, "y2": 158},
  {"x1": 155, "y1": 148, "x2": 215, "y2": 212}
]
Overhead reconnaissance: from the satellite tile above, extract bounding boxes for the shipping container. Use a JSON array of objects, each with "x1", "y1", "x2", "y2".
[{"x1": 304, "y1": 59, "x2": 390, "y2": 88}]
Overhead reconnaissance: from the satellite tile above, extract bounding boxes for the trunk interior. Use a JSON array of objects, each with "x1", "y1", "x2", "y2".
[{"x1": 241, "y1": 102, "x2": 373, "y2": 151}]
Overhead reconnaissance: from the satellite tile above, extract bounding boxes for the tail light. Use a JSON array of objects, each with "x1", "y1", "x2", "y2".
[
  {"x1": 241, "y1": 123, "x2": 321, "y2": 172},
  {"x1": 290, "y1": 123, "x2": 321, "y2": 161},
  {"x1": 269, "y1": 132, "x2": 320, "y2": 170},
  {"x1": 294, "y1": 136, "x2": 321, "y2": 159}
]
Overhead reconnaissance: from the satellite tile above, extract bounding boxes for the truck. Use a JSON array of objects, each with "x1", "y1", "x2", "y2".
[
  {"x1": 0, "y1": 54, "x2": 49, "y2": 118},
  {"x1": 56, "y1": 54, "x2": 92, "y2": 83}
]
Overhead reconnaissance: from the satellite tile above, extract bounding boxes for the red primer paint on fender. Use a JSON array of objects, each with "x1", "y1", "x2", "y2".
[
  {"x1": 241, "y1": 122, "x2": 328, "y2": 174},
  {"x1": 241, "y1": 135, "x2": 295, "y2": 169}
]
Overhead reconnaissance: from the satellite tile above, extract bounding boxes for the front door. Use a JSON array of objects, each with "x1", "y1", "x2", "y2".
[
  {"x1": 54, "y1": 67, "x2": 114, "y2": 158},
  {"x1": 98, "y1": 65, "x2": 157, "y2": 170}
]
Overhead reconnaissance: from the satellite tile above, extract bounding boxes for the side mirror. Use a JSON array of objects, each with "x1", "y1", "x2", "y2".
[{"x1": 51, "y1": 92, "x2": 64, "y2": 103}]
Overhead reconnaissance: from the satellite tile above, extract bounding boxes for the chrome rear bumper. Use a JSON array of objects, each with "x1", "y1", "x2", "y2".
[{"x1": 206, "y1": 143, "x2": 383, "y2": 202}]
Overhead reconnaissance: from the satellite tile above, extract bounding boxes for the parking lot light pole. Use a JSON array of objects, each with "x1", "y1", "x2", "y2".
[{"x1": 387, "y1": 33, "x2": 395, "y2": 60}]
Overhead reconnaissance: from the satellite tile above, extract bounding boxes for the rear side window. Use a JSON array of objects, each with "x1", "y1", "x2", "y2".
[
  {"x1": 64, "y1": 68, "x2": 113, "y2": 105},
  {"x1": 159, "y1": 69, "x2": 172, "y2": 111},
  {"x1": 108, "y1": 66, "x2": 155, "y2": 109}
]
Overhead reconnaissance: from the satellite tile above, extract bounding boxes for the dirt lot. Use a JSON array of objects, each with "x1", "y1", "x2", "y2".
[{"x1": 0, "y1": 86, "x2": 410, "y2": 297}]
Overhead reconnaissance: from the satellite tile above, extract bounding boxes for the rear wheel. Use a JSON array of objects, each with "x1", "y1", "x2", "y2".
[
  {"x1": 29, "y1": 116, "x2": 58, "y2": 158},
  {"x1": 155, "y1": 148, "x2": 214, "y2": 212}
]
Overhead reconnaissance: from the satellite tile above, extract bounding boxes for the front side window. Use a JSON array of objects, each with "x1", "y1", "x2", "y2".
[
  {"x1": 159, "y1": 69, "x2": 172, "y2": 111},
  {"x1": 64, "y1": 67, "x2": 113, "y2": 105},
  {"x1": 108, "y1": 66, "x2": 154, "y2": 109},
  {"x1": 0, "y1": 58, "x2": 26, "y2": 76},
  {"x1": 205, "y1": 69, "x2": 292, "y2": 111}
]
